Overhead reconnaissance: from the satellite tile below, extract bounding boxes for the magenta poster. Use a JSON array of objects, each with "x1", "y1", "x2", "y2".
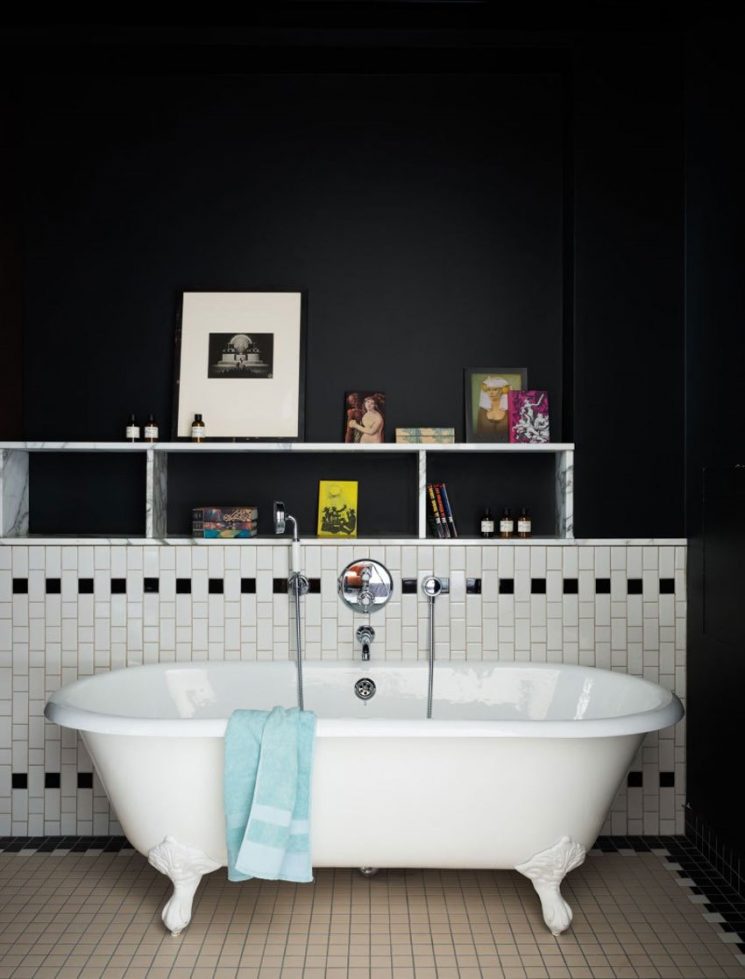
[{"x1": 508, "y1": 390, "x2": 550, "y2": 443}]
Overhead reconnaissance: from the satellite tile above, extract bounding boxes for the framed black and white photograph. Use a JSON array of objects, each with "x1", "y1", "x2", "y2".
[{"x1": 173, "y1": 292, "x2": 305, "y2": 440}]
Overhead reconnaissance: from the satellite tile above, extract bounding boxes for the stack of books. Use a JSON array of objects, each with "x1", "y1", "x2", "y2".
[
  {"x1": 192, "y1": 505, "x2": 258, "y2": 539},
  {"x1": 426, "y1": 483, "x2": 458, "y2": 538}
]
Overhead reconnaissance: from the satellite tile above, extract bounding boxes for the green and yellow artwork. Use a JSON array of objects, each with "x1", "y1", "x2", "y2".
[{"x1": 317, "y1": 480, "x2": 358, "y2": 538}]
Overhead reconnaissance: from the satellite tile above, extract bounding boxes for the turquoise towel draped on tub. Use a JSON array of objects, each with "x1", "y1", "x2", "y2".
[{"x1": 224, "y1": 706, "x2": 316, "y2": 883}]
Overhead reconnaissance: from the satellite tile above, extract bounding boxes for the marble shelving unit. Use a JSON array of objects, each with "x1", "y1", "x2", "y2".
[{"x1": 0, "y1": 441, "x2": 575, "y2": 543}]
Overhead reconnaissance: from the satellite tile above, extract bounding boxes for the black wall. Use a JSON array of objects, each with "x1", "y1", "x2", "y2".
[
  {"x1": 0, "y1": 25, "x2": 686, "y2": 538},
  {"x1": 685, "y1": 26, "x2": 745, "y2": 860},
  {"x1": 0, "y1": 84, "x2": 24, "y2": 438}
]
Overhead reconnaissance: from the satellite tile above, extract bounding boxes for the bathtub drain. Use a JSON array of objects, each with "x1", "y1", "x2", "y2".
[{"x1": 354, "y1": 678, "x2": 376, "y2": 700}]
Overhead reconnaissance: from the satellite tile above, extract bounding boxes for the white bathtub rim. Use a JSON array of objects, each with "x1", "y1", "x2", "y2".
[{"x1": 45, "y1": 661, "x2": 684, "y2": 740}]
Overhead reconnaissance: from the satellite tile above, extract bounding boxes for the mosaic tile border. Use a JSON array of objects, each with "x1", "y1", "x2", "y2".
[{"x1": 686, "y1": 807, "x2": 745, "y2": 902}]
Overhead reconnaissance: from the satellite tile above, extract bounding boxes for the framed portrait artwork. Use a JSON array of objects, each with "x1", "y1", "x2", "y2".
[
  {"x1": 172, "y1": 292, "x2": 306, "y2": 440},
  {"x1": 464, "y1": 367, "x2": 528, "y2": 443},
  {"x1": 343, "y1": 392, "x2": 385, "y2": 443}
]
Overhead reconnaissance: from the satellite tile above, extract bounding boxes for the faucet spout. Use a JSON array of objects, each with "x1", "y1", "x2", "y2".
[{"x1": 356, "y1": 625, "x2": 375, "y2": 662}]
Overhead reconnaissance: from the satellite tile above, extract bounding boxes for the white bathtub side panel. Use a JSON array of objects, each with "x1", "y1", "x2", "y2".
[
  {"x1": 310, "y1": 735, "x2": 641, "y2": 867},
  {"x1": 82, "y1": 733, "x2": 228, "y2": 866},
  {"x1": 83, "y1": 731, "x2": 641, "y2": 871}
]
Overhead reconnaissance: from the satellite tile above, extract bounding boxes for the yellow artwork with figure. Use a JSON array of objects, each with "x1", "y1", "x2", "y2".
[{"x1": 317, "y1": 481, "x2": 358, "y2": 538}]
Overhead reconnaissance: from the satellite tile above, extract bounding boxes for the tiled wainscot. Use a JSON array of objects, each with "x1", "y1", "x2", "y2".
[{"x1": 0, "y1": 540, "x2": 686, "y2": 839}]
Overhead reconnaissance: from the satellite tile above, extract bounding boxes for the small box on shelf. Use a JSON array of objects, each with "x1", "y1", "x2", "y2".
[{"x1": 192, "y1": 506, "x2": 258, "y2": 539}]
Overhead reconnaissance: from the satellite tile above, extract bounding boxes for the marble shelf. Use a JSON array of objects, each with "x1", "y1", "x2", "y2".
[
  {"x1": 0, "y1": 441, "x2": 574, "y2": 542},
  {"x1": 0, "y1": 536, "x2": 686, "y2": 548}
]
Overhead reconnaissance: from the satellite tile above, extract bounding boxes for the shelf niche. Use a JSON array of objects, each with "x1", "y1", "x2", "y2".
[
  {"x1": 0, "y1": 442, "x2": 573, "y2": 542},
  {"x1": 167, "y1": 451, "x2": 419, "y2": 538}
]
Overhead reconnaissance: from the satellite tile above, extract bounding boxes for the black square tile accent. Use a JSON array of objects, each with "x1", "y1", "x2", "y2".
[
  {"x1": 401, "y1": 579, "x2": 417, "y2": 594},
  {"x1": 273, "y1": 578, "x2": 288, "y2": 594},
  {"x1": 12, "y1": 578, "x2": 28, "y2": 594},
  {"x1": 627, "y1": 771, "x2": 643, "y2": 787},
  {"x1": 628, "y1": 578, "x2": 643, "y2": 595},
  {"x1": 111, "y1": 578, "x2": 126, "y2": 594},
  {"x1": 241, "y1": 578, "x2": 256, "y2": 594},
  {"x1": 45, "y1": 773, "x2": 61, "y2": 789},
  {"x1": 11, "y1": 773, "x2": 27, "y2": 789},
  {"x1": 308, "y1": 578, "x2": 321, "y2": 594},
  {"x1": 660, "y1": 578, "x2": 675, "y2": 594},
  {"x1": 176, "y1": 578, "x2": 192, "y2": 594},
  {"x1": 531, "y1": 578, "x2": 546, "y2": 594},
  {"x1": 45, "y1": 578, "x2": 61, "y2": 594},
  {"x1": 499, "y1": 578, "x2": 514, "y2": 594},
  {"x1": 208, "y1": 578, "x2": 224, "y2": 594},
  {"x1": 660, "y1": 771, "x2": 675, "y2": 787},
  {"x1": 77, "y1": 772, "x2": 93, "y2": 789},
  {"x1": 144, "y1": 577, "x2": 159, "y2": 593},
  {"x1": 466, "y1": 578, "x2": 482, "y2": 595},
  {"x1": 563, "y1": 578, "x2": 578, "y2": 594},
  {"x1": 78, "y1": 578, "x2": 94, "y2": 594},
  {"x1": 595, "y1": 577, "x2": 611, "y2": 594}
]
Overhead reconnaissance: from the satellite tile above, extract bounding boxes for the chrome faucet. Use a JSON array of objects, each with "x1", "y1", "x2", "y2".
[
  {"x1": 274, "y1": 500, "x2": 305, "y2": 582},
  {"x1": 274, "y1": 501, "x2": 308, "y2": 710},
  {"x1": 356, "y1": 625, "x2": 375, "y2": 661}
]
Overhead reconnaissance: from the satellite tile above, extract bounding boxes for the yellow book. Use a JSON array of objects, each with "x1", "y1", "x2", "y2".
[{"x1": 317, "y1": 480, "x2": 358, "y2": 538}]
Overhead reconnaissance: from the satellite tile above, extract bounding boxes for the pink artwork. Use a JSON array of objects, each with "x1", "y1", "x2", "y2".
[{"x1": 508, "y1": 390, "x2": 550, "y2": 443}]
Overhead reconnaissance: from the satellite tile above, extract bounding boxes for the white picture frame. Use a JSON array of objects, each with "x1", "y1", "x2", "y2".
[{"x1": 173, "y1": 291, "x2": 305, "y2": 440}]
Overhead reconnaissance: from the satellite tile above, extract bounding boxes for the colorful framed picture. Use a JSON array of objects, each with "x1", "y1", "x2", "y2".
[
  {"x1": 464, "y1": 368, "x2": 527, "y2": 443},
  {"x1": 173, "y1": 291, "x2": 306, "y2": 440},
  {"x1": 508, "y1": 390, "x2": 550, "y2": 443},
  {"x1": 317, "y1": 480, "x2": 358, "y2": 538},
  {"x1": 343, "y1": 392, "x2": 385, "y2": 443}
]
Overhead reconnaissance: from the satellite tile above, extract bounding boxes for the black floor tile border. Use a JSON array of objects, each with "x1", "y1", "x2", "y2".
[
  {"x1": 0, "y1": 832, "x2": 742, "y2": 953},
  {"x1": 0, "y1": 835, "x2": 132, "y2": 853},
  {"x1": 590, "y1": 835, "x2": 745, "y2": 953}
]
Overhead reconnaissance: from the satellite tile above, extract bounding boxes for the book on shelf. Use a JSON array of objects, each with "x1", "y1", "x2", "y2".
[
  {"x1": 426, "y1": 482, "x2": 458, "y2": 538},
  {"x1": 433, "y1": 484, "x2": 450, "y2": 538},
  {"x1": 438, "y1": 482, "x2": 458, "y2": 537},
  {"x1": 426, "y1": 483, "x2": 446, "y2": 537}
]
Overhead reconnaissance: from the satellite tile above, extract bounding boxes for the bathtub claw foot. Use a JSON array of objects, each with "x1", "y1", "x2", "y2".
[
  {"x1": 148, "y1": 836, "x2": 220, "y2": 935},
  {"x1": 515, "y1": 836, "x2": 586, "y2": 935}
]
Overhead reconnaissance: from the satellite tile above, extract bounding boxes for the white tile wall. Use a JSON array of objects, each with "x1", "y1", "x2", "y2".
[{"x1": 0, "y1": 543, "x2": 686, "y2": 838}]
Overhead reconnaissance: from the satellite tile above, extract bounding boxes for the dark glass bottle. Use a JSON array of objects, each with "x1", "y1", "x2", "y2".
[
  {"x1": 125, "y1": 414, "x2": 140, "y2": 442},
  {"x1": 480, "y1": 507, "x2": 495, "y2": 538},
  {"x1": 499, "y1": 507, "x2": 514, "y2": 538},
  {"x1": 144, "y1": 414, "x2": 159, "y2": 442},
  {"x1": 191, "y1": 413, "x2": 206, "y2": 442},
  {"x1": 518, "y1": 507, "x2": 532, "y2": 538}
]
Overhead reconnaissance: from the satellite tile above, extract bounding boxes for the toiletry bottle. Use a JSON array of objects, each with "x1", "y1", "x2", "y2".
[
  {"x1": 191, "y1": 413, "x2": 206, "y2": 442},
  {"x1": 480, "y1": 507, "x2": 495, "y2": 538},
  {"x1": 125, "y1": 414, "x2": 140, "y2": 442},
  {"x1": 517, "y1": 506, "x2": 532, "y2": 538},
  {"x1": 499, "y1": 506, "x2": 514, "y2": 538},
  {"x1": 144, "y1": 414, "x2": 159, "y2": 442}
]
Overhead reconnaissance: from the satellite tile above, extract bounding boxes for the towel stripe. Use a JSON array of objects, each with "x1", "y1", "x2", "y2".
[{"x1": 251, "y1": 804, "x2": 292, "y2": 827}]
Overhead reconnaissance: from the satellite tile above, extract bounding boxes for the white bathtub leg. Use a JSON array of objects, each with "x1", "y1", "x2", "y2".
[
  {"x1": 148, "y1": 836, "x2": 221, "y2": 936},
  {"x1": 515, "y1": 836, "x2": 586, "y2": 936}
]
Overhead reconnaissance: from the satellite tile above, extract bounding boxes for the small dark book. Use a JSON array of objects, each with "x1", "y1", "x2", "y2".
[
  {"x1": 426, "y1": 484, "x2": 445, "y2": 538},
  {"x1": 438, "y1": 483, "x2": 458, "y2": 538}
]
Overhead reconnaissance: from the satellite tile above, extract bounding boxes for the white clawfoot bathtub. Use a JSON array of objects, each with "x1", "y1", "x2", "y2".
[{"x1": 45, "y1": 661, "x2": 683, "y2": 936}]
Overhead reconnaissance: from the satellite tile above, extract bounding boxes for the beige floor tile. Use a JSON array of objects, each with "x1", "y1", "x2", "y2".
[{"x1": 0, "y1": 852, "x2": 743, "y2": 979}]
